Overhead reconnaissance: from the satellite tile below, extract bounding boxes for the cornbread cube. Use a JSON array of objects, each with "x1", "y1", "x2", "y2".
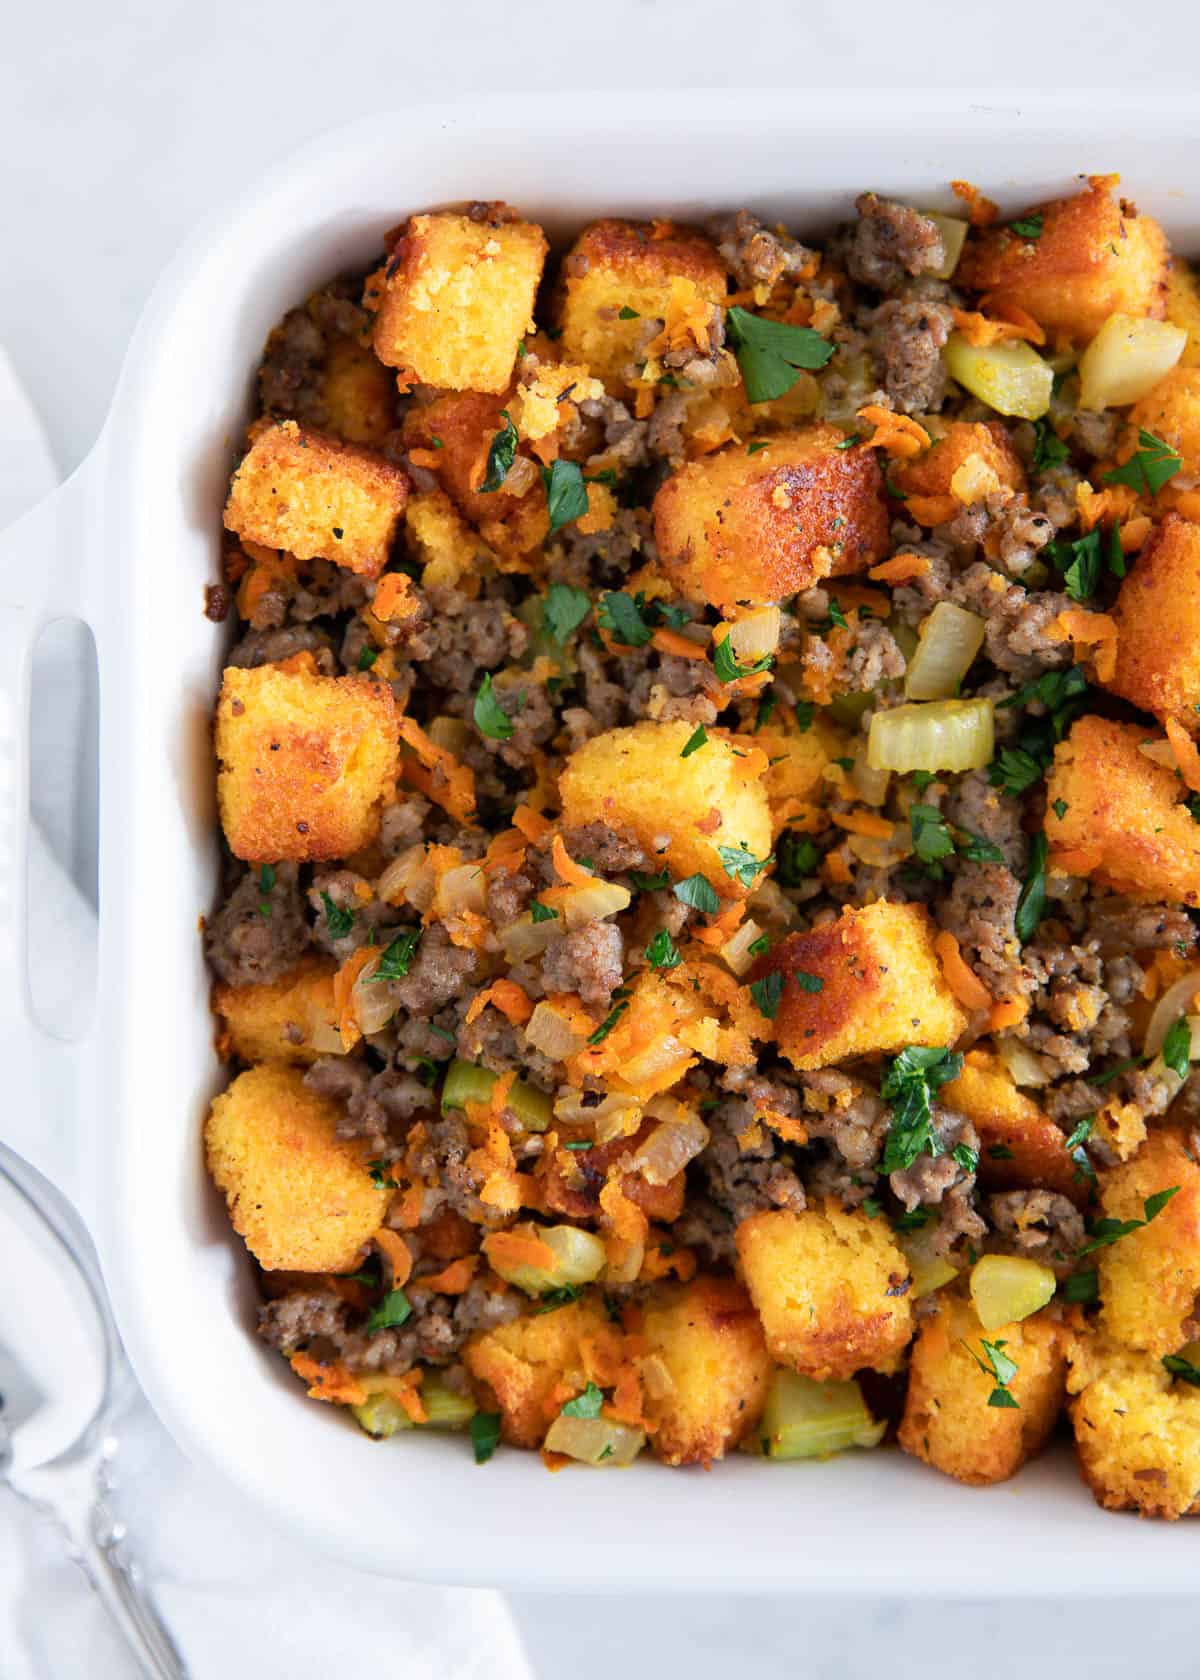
[
  {"x1": 1125, "y1": 366, "x2": 1200, "y2": 479},
  {"x1": 1108, "y1": 515, "x2": 1200, "y2": 730},
  {"x1": 223, "y1": 420, "x2": 408, "y2": 579},
  {"x1": 320, "y1": 332, "x2": 398, "y2": 448},
  {"x1": 750, "y1": 715, "x2": 846, "y2": 829},
  {"x1": 750, "y1": 901, "x2": 968, "y2": 1073},
  {"x1": 216, "y1": 658, "x2": 398, "y2": 862},
  {"x1": 558, "y1": 720, "x2": 772, "y2": 895},
  {"x1": 371, "y1": 209, "x2": 547, "y2": 394},
  {"x1": 1096, "y1": 1128, "x2": 1200, "y2": 1357},
  {"x1": 941, "y1": 1053, "x2": 1083, "y2": 1203},
  {"x1": 205, "y1": 1064, "x2": 388, "y2": 1272},
  {"x1": 640, "y1": 1276, "x2": 771, "y2": 1466},
  {"x1": 402, "y1": 390, "x2": 548, "y2": 559},
  {"x1": 653, "y1": 426, "x2": 889, "y2": 611},
  {"x1": 958, "y1": 177, "x2": 1169, "y2": 343},
  {"x1": 1066, "y1": 1332, "x2": 1200, "y2": 1519},
  {"x1": 1165, "y1": 259, "x2": 1200, "y2": 368},
  {"x1": 892, "y1": 419, "x2": 1025, "y2": 503},
  {"x1": 558, "y1": 218, "x2": 727, "y2": 392},
  {"x1": 213, "y1": 955, "x2": 339, "y2": 1066},
  {"x1": 1045, "y1": 714, "x2": 1200, "y2": 904},
  {"x1": 898, "y1": 1294, "x2": 1065, "y2": 1486},
  {"x1": 463, "y1": 1297, "x2": 624, "y2": 1448},
  {"x1": 735, "y1": 1206, "x2": 913, "y2": 1381},
  {"x1": 403, "y1": 488, "x2": 491, "y2": 590}
]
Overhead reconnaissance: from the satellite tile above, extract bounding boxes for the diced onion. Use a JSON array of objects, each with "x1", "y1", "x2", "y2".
[
  {"x1": 923, "y1": 212, "x2": 969, "y2": 281},
  {"x1": 867, "y1": 698, "x2": 994, "y2": 774},
  {"x1": 944, "y1": 333, "x2": 1054, "y2": 420},
  {"x1": 543, "y1": 1414, "x2": 646, "y2": 1466},
  {"x1": 554, "y1": 1088, "x2": 643, "y2": 1142},
  {"x1": 1077, "y1": 313, "x2": 1187, "y2": 411},
  {"x1": 427, "y1": 715, "x2": 469, "y2": 755},
  {"x1": 562, "y1": 880, "x2": 631, "y2": 928},
  {"x1": 846, "y1": 832, "x2": 907, "y2": 870},
  {"x1": 377, "y1": 845, "x2": 435, "y2": 912},
  {"x1": 639, "y1": 1354, "x2": 676, "y2": 1401},
  {"x1": 905, "y1": 603, "x2": 987, "y2": 701},
  {"x1": 505, "y1": 454, "x2": 540, "y2": 497},
  {"x1": 525, "y1": 999, "x2": 588, "y2": 1061},
  {"x1": 1144, "y1": 970, "x2": 1200, "y2": 1057},
  {"x1": 1139, "y1": 739, "x2": 1176, "y2": 770},
  {"x1": 307, "y1": 1018, "x2": 348, "y2": 1056},
  {"x1": 602, "y1": 1237, "x2": 645, "y2": 1284},
  {"x1": 969, "y1": 1254, "x2": 1056, "y2": 1332},
  {"x1": 996, "y1": 1036, "x2": 1051, "y2": 1088},
  {"x1": 626, "y1": 1113, "x2": 710, "y2": 1185},
  {"x1": 352, "y1": 952, "x2": 398, "y2": 1036},
  {"x1": 499, "y1": 912, "x2": 560, "y2": 963},
  {"x1": 727, "y1": 606, "x2": 782, "y2": 665},
  {"x1": 486, "y1": 1220, "x2": 608, "y2": 1293},
  {"x1": 721, "y1": 917, "x2": 766, "y2": 977},
  {"x1": 434, "y1": 863, "x2": 486, "y2": 918},
  {"x1": 747, "y1": 877, "x2": 796, "y2": 928},
  {"x1": 849, "y1": 757, "x2": 891, "y2": 807},
  {"x1": 620, "y1": 1033, "x2": 693, "y2": 1093},
  {"x1": 949, "y1": 453, "x2": 1002, "y2": 506},
  {"x1": 758, "y1": 1369, "x2": 885, "y2": 1460},
  {"x1": 899, "y1": 1227, "x2": 960, "y2": 1299}
]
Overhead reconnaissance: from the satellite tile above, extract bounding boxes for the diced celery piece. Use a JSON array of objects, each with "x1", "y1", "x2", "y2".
[
  {"x1": 944, "y1": 333, "x2": 1054, "y2": 420},
  {"x1": 758, "y1": 1369, "x2": 885, "y2": 1461},
  {"x1": 969, "y1": 1254, "x2": 1057, "y2": 1331},
  {"x1": 904, "y1": 603, "x2": 986, "y2": 701},
  {"x1": 828, "y1": 689, "x2": 873, "y2": 729},
  {"x1": 352, "y1": 1393, "x2": 414, "y2": 1439},
  {"x1": 867, "y1": 698, "x2": 994, "y2": 774},
  {"x1": 922, "y1": 212, "x2": 969, "y2": 281},
  {"x1": 543, "y1": 1414, "x2": 646, "y2": 1466},
  {"x1": 1077, "y1": 313, "x2": 1187, "y2": 410},
  {"x1": 440, "y1": 1057, "x2": 552, "y2": 1131},
  {"x1": 485, "y1": 1220, "x2": 608, "y2": 1294},
  {"x1": 900, "y1": 1227, "x2": 960, "y2": 1299},
  {"x1": 420, "y1": 1375, "x2": 477, "y2": 1429}
]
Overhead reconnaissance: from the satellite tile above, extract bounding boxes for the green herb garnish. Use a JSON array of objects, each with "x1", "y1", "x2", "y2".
[
  {"x1": 473, "y1": 672, "x2": 514, "y2": 741},
  {"x1": 320, "y1": 891, "x2": 355, "y2": 938},
  {"x1": 366, "y1": 1289, "x2": 412, "y2": 1334},
  {"x1": 717, "y1": 843, "x2": 773, "y2": 890},
  {"x1": 480, "y1": 411, "x2": 518, "y2": 492},
  {"x1": 645, "y1": 930, "x2": 683, "y2": 971},
  {"x1": 542, "y1": 459, "x2": 589, "y2": 532},
  {"x1": 543, "y1": 582, "x2": 591, "y2": 643},
  {"x1": 1103, "y1": 429, "x2": 1183, "y2": 497},
  {"x1": 673, "y1": 874, "x2": 721, "y2": 913},
  {"x1": 880, "y1": 1046, "x2": 964, "y2": 1173},
  {"x1": 681, "y1": 724, "x2": 708, "y2": 758},
  {"x1": 726, "y1": 306, "x2": 835, "y2": 403},
  {"x1": 597, "y1": 590, "x2": 652, "y2": 648},
  {"x1": 470, "y1": 1411, "x2": 502, "y2": 1464},
  {"x1": 561, "y1": 1382, "x2": 604, "y2": 1419},
  {"x1": 1014, "y1": 832, "x2": 1048, "y2": 944}
]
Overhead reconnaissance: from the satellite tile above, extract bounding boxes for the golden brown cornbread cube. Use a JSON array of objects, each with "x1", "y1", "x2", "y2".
[
  {"x1": 463, "y1": 1298, "x2": 624, "y2": 1449},
  {"x1": 891, "y1": 419, "x2": 1025, "y2": 502},
  {"x1": 735, "y1": 1206, "x2": 913, "y2": 1381},
  {"x1": 941, "y1": 1053, "x2": 1084, "y2": 1204},
  {"x1": 1166, "y1": 259, "x2": 1200, "y2": 368},
  {"x1": 558, "y1": 218, "x2": 727, "y2": 392},
  {"x1": 223, "y1": 420, "x2": 408, "y2": 579},
  {"x1": 205, "y1": 1064, "x2": 388, "y2": 1272},
  {"x1": 558, "y1": 720, "x2": 772, "y2": 895},
  {"x1": 749, "y1": 714, "x2": 846, "y2": 831},
  {"x1": 958, "y1": 177, "x2": 1169, "y2": 343},
  {"x1": 750, "y1": 901, "x2": 968, "y2": 1073},
  {"x1": 213, "y1": 955, "x2": 339, "y2": 1066},
  {"x1": 1096, "y1": 1128, "x2": 1200, "y2": 1357},
  {"x1": 216, "y1": 658, "x2": 398, "y2": 863},
  {"x1": 640, "y1": 1275, "x2": 771, "y2": 1467},
  {"x1": 371, "y1": 210, "x2": 547, "y2": 394},
  {"x1": 1066, "y1": 1332, "x2": 1200, "y2": 1519},
  {"x1": 1107, "y1": 516, "x2": 1200, "y2": 731},
  {"x1": 403, "y1": 488, "x2": 491, "y2": 590},
  {"x1": 898, "y1": 1293, "x2": 1065, "y2": 1486},
  {"x1": 653, "y1": 426, "x2": 889, "y2": 611},
  {"x1": 402, "y1": 390, "x2": 548, "y2": 559},
  {"x1": 1124, "y1": 366, "x2": 1200, "y2": 480},
  {"x1": 319, "y1": 332, "x2": 398, "y2": 448},
  {"x1": 1045, "y1": 714, "x2": 1200, "y2": 904}
]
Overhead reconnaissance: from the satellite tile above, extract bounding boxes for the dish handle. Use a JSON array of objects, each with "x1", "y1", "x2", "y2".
[{"x1": 0, "y1": 462, "x2": 100, "y2": 1206}]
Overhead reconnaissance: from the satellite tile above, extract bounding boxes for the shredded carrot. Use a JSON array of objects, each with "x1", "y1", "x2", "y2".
[
  {"x1": 651, "y1": 626, "x2": 708, "y2": 660},
  {"x1": 869, "y1": 553, "x2": 931, "y2": 584},
  {"x1": 1166, "y1": 718, "x2": 1200, "y2": 795},
  {"x1": 951, "y1": 180, "x2": 999, "y2": 226},
  {"x1": 373, "y1": 1228, "x2": 413, "y2": 1288},
  {"x1": 289, "y1": 1355, "x2": 366, "y2": 1406},
  {"x1": 1119, "y1": 514, "x2": 1153, "y2": 552},
  {"x1": 483, "y1": 827, "x2": 527, "y2": 873},
  {"x1": 691, "y1": 902, "x2": 746, "y2": 948},
  {"x1": 640, "y1": 1241, "x2": 698, "y2": 1284},
  {"x1": 976, "y1": 297, "x2": 1047, "y2": 346},
  {"x1": 1076, "y1": 480, "x2": 1139, "y2": 531},
  {"x1": 393, "y1": 367, "x2": 420, "y2": 394},
  {"x1": 332, "y1": 946, "x2": 377, "y2": 1050},
  {"x1": 396, "y1": 716, "x2": 476, "y2": 824},
  {"x1": 1049, "y1": 608, "x2": 1119, "y2": 682},
  {"x1": 831, "y1": 810, "x2": 895, "y2": 840},
  {"x1": 551, "y1": 832, "x2": 594, "y2": 886},
  {"x1": 934, "y1": 930, "x2": 992, "y2": 1011},
  {"x1": 952, "y1": 306, "x2": 1045, "y2": 349},
  {"x1": 856, "y1": 405, "x2": 931, "y2": 461},
  {"x1": 396, "y1": 1184, "x2": 425, "y2": 1228},
  {"x1": 987, "y1": 996, "x2": 1028, "y2": 1033},
  {"x1": 1048, "y1": 845, "x2": 1103, "y2": 875},
  {"x1": 418, "y1": 1254, "x2": 479, "y2": 1294},
  {"x1": 512, "y1": 804, "x2": 552, "y2": 843},
  {"x1": 823, "y1": 848, "x2": 852, "y2": 885},
  {"x1": 904, "y1": 492, "x2": 958, "y2": 526},
  {"x1": 371, "y1": 571, "x2": 418, "y2": 623},
  {"x1": 466, "y1": 978, "x2": 533, "y2": 1027},
  {"x1": 406, "y1": 447, "x2": 442, "y2": 470},
  {"x1": 483, "y1": 1228, "x2": 557, "y2": 1273}
]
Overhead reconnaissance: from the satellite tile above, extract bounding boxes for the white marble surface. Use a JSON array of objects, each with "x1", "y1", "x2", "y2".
[{"x1": 3, "y1": 4, "x2": 1200, "y2": 1674}]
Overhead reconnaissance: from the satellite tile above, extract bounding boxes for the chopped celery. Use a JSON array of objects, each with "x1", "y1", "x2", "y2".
[
  {"x1": 543, "y1": 1414, "x2": 646, "y2": 1466},
  {"x1": 867, "y1": 698, "x2": 994, "y2": 774},
  {"x1": 899, "y1": 1227, "x2": 960, "y2": 1299},
  {"x1": 352, "y1": 1393, "x2": 413, "y2": 1439},
  {"x1": 440, "y1": 1057, "x2": 552, "y2": 1131},
  {"x1": 352, "y1": 1374, "x2": 476, "y2": 1438},
  {"x1": 827, "y1": 689, "x2": 873, "y2": 729},
  {"x1": 923, "y1": 212, "x2": 969, "y2": 280},
  {"x1": 758, "y1": 1369, "x2": 885, "y2": 1461},
  {"x1": 969, "y1": 1254, "x2": 1057, "y2": 1331},
  {"x1": 1077, "y1": 313, "x2": 1186, "y2": 410},
  {"x1": 485, "y1": 1220, "x2": 607, "y2": 1294},
  {"x1": 944, "y1": 333, "x2": 1054, "y2": 420},
  {"x1": 904, "y1": 603, "x2": 986, "y2": 701}
]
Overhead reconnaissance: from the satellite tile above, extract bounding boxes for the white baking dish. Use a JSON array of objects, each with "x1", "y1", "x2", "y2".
[{"x1": 3, "y1": 91, "x2": 1200, "y2": 1592}]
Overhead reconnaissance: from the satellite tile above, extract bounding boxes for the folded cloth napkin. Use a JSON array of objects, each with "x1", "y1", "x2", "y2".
[{"x1": 0, "y1": 347, "x2": 534, "y2": 1680}]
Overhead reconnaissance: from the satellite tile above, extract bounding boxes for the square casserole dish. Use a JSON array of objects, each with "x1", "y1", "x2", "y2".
[{"x1": 4, "y1": 90, "x2": 1199, "y2": 1591}]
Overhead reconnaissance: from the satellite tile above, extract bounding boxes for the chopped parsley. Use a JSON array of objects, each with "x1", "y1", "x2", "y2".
[
  {"x1": 597, "y1": 590, "x2": 653, "y2": 648},
  {"x1": 366, "y1": 1289, "x2": 412, "y2": 1334},
  {"x1": 1103, "y1": 428, "x2": 1183, "y2": 497},
  {"x1": 543, "y1": 582, "x2": 591, "y2": 644},
  {"x1": 755, "y1": 691, "x2": 778, "y2": 730},
  {"x1": 588, "y1": 1002, "x2": 629, "y2": 1044},
  {"x1": 965, "y1": 1337, "x2": 1020, "y2": 1408},
  {"x1": 776, "y1": 831, "x2": 821, "y2": 886},
  {"x1": 1087, "y1": 1055, "x2": 1142, "y2": 1087},
  {"x1": 1078, "y1": 1187, "x2": 1180, "y2": 1257},
  {"x1": 681, "y1": 724, "x2": 708, "y2": 758},
  {"x1": 537, "y1": 1284, "x2": 584, "y2": 1313},
  {"x1": 725, "y1": 305, "x2": 835, "y2": 403},
  {"x1": 712, "y1": 634, "x2": 773, "y2": 683},
  {"x1": 717, "y1": 843, "x2": 773, "y2": 890},
  {"x1": 618, "y1": 304, "x2": 640, "y2": 320},
  {"x1": 530, "y1": 900, "x2": 559, "y2": 924},
  {"x1": 356, "y1": 645, "x2": 379, "y2": 672},
  {"x1": 480, "y1": 411, "x2": 518, "y2": 492},
  {"x1": 862, "y1": 1196, "x2": 883, "y2": 1218},
  {"x1": 1064, "y1": 1115, "x2": 1096, "y2": 1184},
  {"x1": 561, "y1": 1382, "x2": 604, "y2": 1419},
  {"x1": 910, "y1": 803, "x2": 956, "y2": 868},
  {"x1": 541, "y1": 459, "x2": 590, "y2": 532},
  {"x1": 747, "y1": 933, "x2": 771, "y2": 957},
  {"x1": 988, "y1": 747, "x2": 1046, "y2": 796},
  {"x1": 988, "y1": 1144, "x2": 1015, "y2": 1160},
  {"x1": 367, "y1": 1159, "x2": 395, "y2": 1189},
  {"x1": 1162, "y1": 1353, "x2": 1200, "y2": 1387},
  {"x1": 1053, "y1": 798, "x2": 1069, "y2": 820},
  {"x1": 1014, "y1": 832, "x2": 1048, "y2": 944},
  {"x1": 834, "y1": 432, "x2": 861, "y2": 450},
  {"x1": 1031, "y1": 417, "x2": 1069, "y2": 472},
  {"x1": 470, "y1": 1411, "x2": 502, "y2": 1464},
  {"x1": 673, "y1": 874, "x2": 721, "y2": 913},
  {"x1": 1061, "y1": 1269, "x2": 1099, "y2": 1305},
  {"x1": 1009, "y1": 213, "x2": 1044, "y2": 239},
  {"x1": 749, "y1": 971, "x2": 784, "y2": 1019},
  {"x1": 953, "y1": 1143, "x2": 979, "y2": 1175},
  {"x1": 630, "y1": 868, "x2": 671, "y2": 893},
  {"x1": 1161, "y1": 1015, "x2": 1193, "y2": 1080},
  {"x1": 892, "y1": 1206, "x2": 935, "y2": 1233},
  {"x1": 823, "y1": 600, "x2": 849, "y2": 632},
  {"x1": 473, "y1": 672, "x2": 514, "y2": 741},
  {"x1": 370, "y1": 928, "x2": 422, "y2": 981},
  {"x1": 258, "y1": 863, "x2": 276, "y2": 917},
  {"x1": 320, "y1": 891, "x2": 355, "y2": 938},
  {"x1": 793, "y1": 970, "x2": 824, "y2": 993},
  {"x1": 645, "y1": 929, "x2": 683, "y2": 970},
  {"x1": 747, "y1": 440, "x2": 769, "y2": 455},
  {"x1": 880, "y1": 1046, "x2": 964, "y2": 1174},
  {"x1": 1045, "y1": 524, "x2": 1125, "y2": 603}
]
